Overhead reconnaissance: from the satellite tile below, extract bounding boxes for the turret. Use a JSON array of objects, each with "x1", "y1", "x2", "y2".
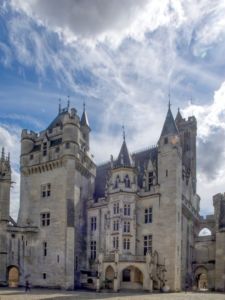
[
  {"x1": 80, "y1": 103, "x2": 90, "y2": 151},
  {"x1": 0, "y1": 147, "x2": 11, "y2": 286}
]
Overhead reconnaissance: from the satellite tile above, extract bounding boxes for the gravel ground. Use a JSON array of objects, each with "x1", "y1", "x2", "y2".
[{"x1": 0, "y1": 289, "x2": 225, "y2": 300}]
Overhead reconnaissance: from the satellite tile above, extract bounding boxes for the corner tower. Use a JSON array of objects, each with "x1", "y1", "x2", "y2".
[
  {"x1": 0, "y1": 148, "x2": 11, "y2": 286},
  {"x1": 18, "y1": 104, "x2": 96, "y2": 289},
  {"x1": 157, "y1": 104, "x2": 182, "y2": 291}
]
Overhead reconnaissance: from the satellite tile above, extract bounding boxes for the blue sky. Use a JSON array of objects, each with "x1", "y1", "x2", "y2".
[{"x1": 0, "y1": 0, "x2": 225, "y2": 219}]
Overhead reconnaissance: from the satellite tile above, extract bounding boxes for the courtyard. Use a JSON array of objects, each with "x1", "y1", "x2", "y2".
[{"x1": 0, "y1": 289, "x2": 225, "y2": 300}]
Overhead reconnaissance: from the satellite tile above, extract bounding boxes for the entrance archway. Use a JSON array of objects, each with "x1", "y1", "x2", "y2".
[
  {"x1": 8, "y1": 266, "x2": 19, "y2": 288},
  {"x1": 105, "y1": 265, "x2": 115, "y2": 289},
  {"x1": 194, "y1": 267, "x2": 208, "y2": 291},
  {"x1": 121, "y1": 266, "x2": 143, "y2": 290}
]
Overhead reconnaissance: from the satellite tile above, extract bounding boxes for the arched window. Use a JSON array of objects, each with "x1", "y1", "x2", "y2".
[
  {"x1": 198, "y1": 228, "x2": 212, "y2": 237},
  {"x1": 124, "y1": 175, "x2": 130, "y2": 188}
]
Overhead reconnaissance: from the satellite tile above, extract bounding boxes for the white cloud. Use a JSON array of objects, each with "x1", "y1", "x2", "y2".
[{"x1": 182, "y1": 81, "x2": 225, "y2": 215}]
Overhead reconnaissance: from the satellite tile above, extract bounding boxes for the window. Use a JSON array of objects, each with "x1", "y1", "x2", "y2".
[
  {"x1": 113, "y1": 220, "x2": 119, "y2": 231},
  {"x1": 113, "y1": 236, "x2": 119, "y2": 249},
  {"x1": 123, "y1": 221, "x2": 130, "y2": 233},
  {"x1": 166, "y1": 170, "x2": 168, "y2": 177},
  {"x1": 124, "y1": 175, "x2": 130, "y2": 188},
  {"x1": 65, "y1": 142, "x2": 70, "y2": 149},
  {"x1": 43, "y1": 142, "x2": 47, "y2": 156},
  {"x1": 123, "y1": 238, "x2": 130, "y2": 250},
  {"x1": 164, "y1": 137, "x2": 168, "y2": 144},
  {"x1": 124, "y1": 204, "x2": 131, "y2": 216},
  {"x1": 90, "y1": 241, "x2": 96, "y2": 260},
  {"x1": 91, "y1": 217, "x2": 97, "y2": 231},
  {"x1": 144, "y1": 207, "x2": 152, "y2": 224},
  {"x1": 30, "y1": 154, "x2": 33, "y2": 160},
  {"x1": 43, "y1": 273, "x2": 46, "y2": 279},
  {"x1": 41, "y1": 183, "x2": 51, "y2": 198},
  {"x1": 43, "y1": 242, "x2": 47, "y2": 256},
  {"x1": 55, "y1": 146, "x2": 60, "y2": 153},
  {"x1": 148, "y1": 172, "x2": 154, "y2": 190},
  {"x1": 41, "y1": 213, "x2": 50, "y2": 226},
  {"x1": 143, "y1": 235, "x2": 152, "y2": 255},
  {"x1": 113, "y1": 202, "x2": 119, "y2": 215}
]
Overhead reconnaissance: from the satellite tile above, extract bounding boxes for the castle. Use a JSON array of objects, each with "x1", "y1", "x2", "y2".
[{"x1": 0, "y1": 102, "x2": 225, "y2": 292}]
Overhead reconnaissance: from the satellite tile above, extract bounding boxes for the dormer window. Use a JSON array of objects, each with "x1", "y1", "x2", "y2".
[{"x1": 148, "y1": 172, "x2": 154, "y2": 190}]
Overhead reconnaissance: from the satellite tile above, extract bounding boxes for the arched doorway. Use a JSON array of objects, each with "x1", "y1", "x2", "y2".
[
  {"x1": 194, "y1": 267, "x2": 208, "y2": 291},
  {"x1": 121, "y1": 266, "x2": 143, "y2": 290},
  {"x1": 105, "y1": 265, "x2": 115, "y2": 289},
  {"x1": 8, "y1": 266, "x2": 19, "y2": 288}
]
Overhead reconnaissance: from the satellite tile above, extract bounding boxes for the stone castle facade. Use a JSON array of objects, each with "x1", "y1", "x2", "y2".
[{"x1": 0, "y1": 103, "x2": 225, "y2": 292}]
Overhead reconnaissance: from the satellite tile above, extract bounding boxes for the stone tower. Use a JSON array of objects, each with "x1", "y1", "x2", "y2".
[
  {"x1": 0, "y1": 148, "x2": 11, "y2": 286},
  {"x1": 175, "y1": 109, "x2": 197, "y2": 193},
  {"x1": 157, "y1": 104, "x2": 182, "y2": 291},
  {"x1": 17, "y1": 104, "x2": 96, "y2": 288}
]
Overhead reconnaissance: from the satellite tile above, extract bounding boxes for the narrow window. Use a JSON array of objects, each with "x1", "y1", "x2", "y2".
[
  {"x1": 57, "y1": 255, "x2": 60, "y2": 263},
  {"x1": 113, "y1": 236, "x2": 119, "y2": 249},
  {"x1": 91, "y1": 217, "x2": 97, "y2": 231},
  {"x1": 164, "y1": 137, "x2": 168, "y2": 144},
  {"x1": 166, "y1": 170, "x2": 168, "y2": 177},
  {"x1": 143, "y1": 235, "x2": 152, "y2": 255},
  {"x1": 90, "y1": 241, "x2": 96, "y2": 260},
  {"x1": 43, "y1": 273, "x2": 46, "y2": 279},
  {"x1": 65, "y1": 142, "x2": 70, "y2": 149},
  {"x1": 144, "y1": 207, "x2": 152, "y2": 224},
  {"x1": 43, "y1": 242, "x2": 47, "y2": 256},
  {"x1": 30, "y1": 154, "x2": 33, "y2": 160},
  {"x1": 123, "y1": 238, "x2": 130, "y2": 250}
]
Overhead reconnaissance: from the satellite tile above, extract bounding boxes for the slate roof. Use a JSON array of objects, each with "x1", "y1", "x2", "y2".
[
  {"x1": 93, "y1": 162, "x2": 111, "y2": 200},
  {"x1": 47, "y1": 111, "x2": 67, "y2": 130},
  {"x1": 114, "y1": 140, "x2": 132, "y2": 168},
  {"x1": 80, "y1": 110, "x2": 90, "y2": 127},
  {"x1": 160, "y1": 106, "x2": 178, "y2": 137},
  {"x1": 94, "y1": 147, "x2": 158, "y2": 200}
]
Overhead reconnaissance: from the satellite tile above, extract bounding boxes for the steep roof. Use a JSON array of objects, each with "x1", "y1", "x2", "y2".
[
  {"x1": 160, "y1": 106, "x2": 178, "y2": 137},
  {"x1": 175, "y1": 108, "x2": 183, "y2": 124},
  {"x1": 114, "y1": 140, "x2": 132, "y2": 168},
  {"x1": 47, "y1": 110, "x2": 67, "y2": 130},
  {"x1": 80, "y1": 105, "x2": 90, "y2": 127}
]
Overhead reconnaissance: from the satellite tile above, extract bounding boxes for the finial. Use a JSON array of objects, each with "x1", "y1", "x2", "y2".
[
  {"x1": 168, "y1": 85, "x2": 172, "y2": 110},
  {"x1": 83, "y1": 101, "x2": 86, "y2": 111},
  {"x1": 58, "y1": 98, "x2": 61, "y2": 114},
  {"x1": 67, "y1": 96, "x2": 70, "y2": 110},
  {"x1": 122, "y1": 125, "x2": 126, "y2": 141},
  {"x1": 1, "y1": 147, "x2": 5, "y2": 160},
  {"x1": 7, "y1": 152, "x2": 10, "y2": 162}
]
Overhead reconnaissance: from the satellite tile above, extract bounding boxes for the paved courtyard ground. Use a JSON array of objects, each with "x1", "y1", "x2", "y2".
[{"x1": 0, "y1": 289, "x2": 225, "y2": 300}]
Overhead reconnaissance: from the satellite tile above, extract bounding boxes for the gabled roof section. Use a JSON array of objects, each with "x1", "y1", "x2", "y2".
[
  {"x1": 80, "y1": 104, "x2": 90, "y2": 127},
  {"x1": 160, "y1": 105, "x2": 179, "y2": 137},
  {"x1": 115, "y1": 140, "x2": 132, "y2": 168}
]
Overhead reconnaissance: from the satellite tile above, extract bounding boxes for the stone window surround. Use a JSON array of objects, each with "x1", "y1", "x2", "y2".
[{"x1": 144, "y1": 207, "x2": 153, "y2": 224}]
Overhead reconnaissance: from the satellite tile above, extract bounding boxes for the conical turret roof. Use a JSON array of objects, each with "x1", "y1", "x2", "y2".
[
  {"x1": 175, "y1": 108, "x2": 183, "y2": 124},
  {"x1": 115, "y1": 139, "x2": 132, "y2": 168},
  {"x1": 160, "y1": 104, "x2": 179, "y2": 137},
  {"x1": 80, "y1": 104, "x2": 90, "y2": 127}
]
